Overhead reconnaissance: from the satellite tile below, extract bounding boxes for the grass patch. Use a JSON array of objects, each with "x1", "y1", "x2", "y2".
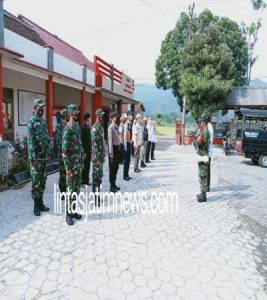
[{"x1": 157, "y1": 125, "x2": 175, "y2": 136}]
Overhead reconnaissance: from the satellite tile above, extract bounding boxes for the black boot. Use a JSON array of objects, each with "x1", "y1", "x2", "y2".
[
  {"x1": 34, "y1": 199, "x2": 40, "y2": 216},
  {"x1": 93, "y1": 185, "x2": 101, "y2": 206},
  {"x1": 197, "y1": 192, "x2": 207, "y2": 202},
  {"x1": 71, "y1": 202, "x2": 82, "y2": 220},
  {"x1": 39, "y1": 197, "x2": 49, "y2": 212},
  {"x1": 66, "y1": 212, "x2": 74, "y2": 225}
]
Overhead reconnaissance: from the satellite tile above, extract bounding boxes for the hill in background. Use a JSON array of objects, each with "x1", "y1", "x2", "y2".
[
  {"x1": 134, "y1": 79, "x2": 267, "y2": 116},
  {"x1": 134, "y1": 83, "x2": 180, "y2": 116}
]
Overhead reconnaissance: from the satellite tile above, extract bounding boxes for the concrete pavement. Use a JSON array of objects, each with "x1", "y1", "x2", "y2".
[{"x1": 0, "y1": 136, "x2": 266, "y2": 299}]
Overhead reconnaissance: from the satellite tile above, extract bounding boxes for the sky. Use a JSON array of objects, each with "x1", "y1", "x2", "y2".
[{"x1": 4, "y1": 0, "x2": 267, "y2": 84}]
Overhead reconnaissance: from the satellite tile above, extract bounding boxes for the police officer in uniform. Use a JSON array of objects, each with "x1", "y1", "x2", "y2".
[
  {"x1": 195, "y1": 117, "x2": 210, "y2": 202},
  {"x1": 27, "y1": 98, "x2": 50, "y2": 216},
  {"x1": 55, "y1": 109, "x2": 69, "y2": 199},
  {"x1": 91, "y1": 109, "x2": 105, "y2": 206},
  {"x1": 108, "y1": 111, "x2": 121, "y2": 192},
  {"x1": 62, "y1": 104, "x2": 83, "y2": 225}
]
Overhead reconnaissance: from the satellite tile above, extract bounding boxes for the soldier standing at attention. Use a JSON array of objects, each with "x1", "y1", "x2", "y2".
[
  {"x1": 195, "y1": 117, "x2": 210, "y2": 203},
  {"x1": 27, "y1": 98, "x2": 50, "y2": 216},
  {"x1": 55, "y1": 109, "x2": 69, "y2": 200},
  {"x1": 108, "y1": 111, "x2": 121, "y2": 193},
  {"x1": 91, "y1": 109, "x2": 105, "y2": 206},
  {"x1": 62, "y1": 104, "x2": 83, "y2": 225}
]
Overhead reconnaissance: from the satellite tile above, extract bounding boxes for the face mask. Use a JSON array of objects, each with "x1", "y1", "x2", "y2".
[
  {"x1": 72, "y1": 114, "x2": 79, "y2": 122},
  {"x1": 37, "y1": 107, "x2": 44, "y2": 117}
]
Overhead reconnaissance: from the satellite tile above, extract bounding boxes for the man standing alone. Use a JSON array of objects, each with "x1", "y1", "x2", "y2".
[
  {"x1": 81, "y1": 113, "x2": 91, "y2": 187},
  {"x1": 195, "y1": 117, "x2": 210, "y2": 203},
  {"x1": 27, "y1": 99, "x2": 50, "y2": 216}
]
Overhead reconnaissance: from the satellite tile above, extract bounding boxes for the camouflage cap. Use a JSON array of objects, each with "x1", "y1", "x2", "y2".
[
  {"x1": 95, "y1": 109, "x2": 105, "y2": 116},
  {"x1": 33, "y1": 98, "x2": 45, "y2": 108},
  {"x1": 68, "y1": 104, "x2": 79, "y2": 114}
]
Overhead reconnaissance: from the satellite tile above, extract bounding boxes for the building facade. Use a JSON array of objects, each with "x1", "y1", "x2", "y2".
[{"x1": 0, "y1": 2, "x2": 137, "y2": 142}]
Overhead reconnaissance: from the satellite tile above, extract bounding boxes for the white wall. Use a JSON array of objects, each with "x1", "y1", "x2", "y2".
[
  {"x1": 3, "y1": 68, "x2": 46, "y2": 138},
  {"x1": 54, "y1": 53, "x2": 83, "y2": 82},
  {"x1": 4, "y1": 29, "x2": 48, "y2": 69}
]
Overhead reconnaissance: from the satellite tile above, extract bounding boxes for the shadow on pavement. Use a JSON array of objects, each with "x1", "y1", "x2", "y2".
[{"x1": 211, "y1": 184, "x2": 251, "y2": 193}]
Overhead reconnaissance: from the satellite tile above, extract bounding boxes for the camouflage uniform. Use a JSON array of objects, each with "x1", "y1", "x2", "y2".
[
  {"x1": 55, "y1": 109, "x2": 69, "y2": 194},
  {"x1": 91, "y1": 110, "x2": 105, "y2": 197},
  {"x1": 62, "y1": 119, "x2": 83, "y2": 201},
  {"x1": 27, "y1": 99, "x2": 50, "y2": 210},
  {"x1": 196, "y1": 127, "x2": 210, "y2": 192}
]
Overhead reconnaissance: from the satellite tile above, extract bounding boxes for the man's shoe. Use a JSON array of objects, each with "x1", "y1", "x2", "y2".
[
  {"x1": 61, "y1": 194, "x2": 65, "y2": 201},
  {"x1": 128, "y1": 176, "x2": 133, "y2": 180},
  {"x1": 124, "y1": 177, "x2": 129, "y2": 181},
  {"x1": 141, "y1": 161, "x2": 147, "y2": 168},
  {"x1": 134, "y1": 169, "x2": 140, "y2": 173},
  {"x1": 151, "y1": 158, "x2": 155, "y2": 160},
  {"x1": 197, "y1": 192, "x2": 207, "y2": 203},
  {"x1": 34, "y1": 204, "x2": 40, "y2": 216},
  {"x1": 40, "y1": 204, "x2": 49, "y2": 212},
  {"x1": 145, "y1": 160, "x2": 151, "y2": 163},
  {"x1": 110, "y1": 186, "x2": 118, "y2": 193},
  {"x1": 66, "y1": 214, "x2": 74, "y2": 225},
  {"x1": 82, "y1": 184, "x2": 87, "y2": 188},
  {"x1": 114, "y1": 185, "x2": 120, "y2": 190}
]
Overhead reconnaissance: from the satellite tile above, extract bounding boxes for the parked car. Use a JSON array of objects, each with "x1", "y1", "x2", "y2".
[{"x1": 242, "y1": 128, "x2": 267, "y2": 167}]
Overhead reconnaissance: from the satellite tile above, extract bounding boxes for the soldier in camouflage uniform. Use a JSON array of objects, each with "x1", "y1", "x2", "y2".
[
  {"x1": 91, "y1": 109, "x2": 105, "y2": 206},
  {"x1": 27, "y1": 99, "x2": 50, "y2": 216},
  {"x1": 195, "y1": 116, "x2": 210, "y2": 202},
  {"x1": 55, "y1": 109, "x2": 69, "y2": 199},
  {"x1": 62, "y1": 104, "x2": 83, "y2": 225}
]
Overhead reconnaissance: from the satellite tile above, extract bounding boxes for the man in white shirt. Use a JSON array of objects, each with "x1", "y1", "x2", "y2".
[
  {"x1": 132, "y1": 114, "x2": 143, "y2": 173},
  {"x1": 206, "y1": 114, "x2": 214, "y2": 192}
]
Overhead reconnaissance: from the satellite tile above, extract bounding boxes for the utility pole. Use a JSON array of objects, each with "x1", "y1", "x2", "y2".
[{"x1": 182, "y1": 3, "x2": 195, "y2": 144}]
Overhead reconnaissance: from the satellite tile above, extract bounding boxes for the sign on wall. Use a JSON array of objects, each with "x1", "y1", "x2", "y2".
[{"x1": 18, "y1": 90, "x2": 46, "y2": 126}]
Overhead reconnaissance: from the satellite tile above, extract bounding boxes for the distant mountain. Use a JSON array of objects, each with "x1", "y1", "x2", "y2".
[
  {"x1": 250, "y1": 79, "x2": 267, "y2": 87},
  {"x1": 134, "y1": 83, "x2": 180, "y2": 116}
]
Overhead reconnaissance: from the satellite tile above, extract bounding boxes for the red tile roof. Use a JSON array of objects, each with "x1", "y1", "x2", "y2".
[
  {"x1": 4, "y1": 11, "x2": 46, "y2": 46},
  {"x1": 18, "y1": 14, "x2": 94, "y2": 71}
]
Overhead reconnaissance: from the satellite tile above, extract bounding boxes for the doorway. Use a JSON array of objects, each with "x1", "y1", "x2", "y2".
[{"x1": 3, "y1": 88, "x2": 14, "y2": 141}]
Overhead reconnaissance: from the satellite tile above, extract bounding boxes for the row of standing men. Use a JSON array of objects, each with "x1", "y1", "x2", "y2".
[{"x1": 27, "y1": 99, "x2": 157, "y2": 226}]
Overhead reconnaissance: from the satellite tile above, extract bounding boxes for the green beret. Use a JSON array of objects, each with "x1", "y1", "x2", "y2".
[
  {"x1": 68, "y1": 104, "x2": 79, "y2": 113},
  {"x1": 95, "y1": 109, "x2": 105, "y2": 116},
  {"x1": 33, "y1": 98, "x2": 45, "y2": 108}
]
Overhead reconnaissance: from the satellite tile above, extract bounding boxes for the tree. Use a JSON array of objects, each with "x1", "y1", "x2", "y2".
[
  {"x1": 242, "y1": 0, "x2": 266, "y2": 84},
  {"x1": 179, "y1": 24, "x2": 235, "y2": 118},
  {"x1": 155, "y1": 9, "x2": 248, "y2": 112}
]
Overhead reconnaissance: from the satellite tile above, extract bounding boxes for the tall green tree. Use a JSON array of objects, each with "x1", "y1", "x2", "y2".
[
  {"x1": 179, "y1": 24, "x2": 235, "y2": 118},
  {"x1": 155, "y1": 9, "x2": 248, "y2": 112}
]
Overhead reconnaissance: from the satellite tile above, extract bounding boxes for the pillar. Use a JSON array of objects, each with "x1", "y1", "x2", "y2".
[
  {"x1": 0, "y1": 54, "x2": 4, "y2": 139},
  {"x1": 80, "y1": 86, "x2": 86, "y2": 126},
  {"x1": 46, "y1": 75, "x2": 53, "y2": 137}
]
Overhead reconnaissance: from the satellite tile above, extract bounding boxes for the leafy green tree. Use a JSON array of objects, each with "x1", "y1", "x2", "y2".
[
  {"x1": 155, "y1": 9, "x2": 248, "y2": 112},
  {"x1": 179, "y1": 24, "x2": 235, "y2": 118}
]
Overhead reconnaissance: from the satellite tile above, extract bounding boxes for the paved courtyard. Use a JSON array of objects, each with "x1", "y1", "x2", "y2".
[{"x1": 0, "y1": 136, "x2": 266, "y2": 300}]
